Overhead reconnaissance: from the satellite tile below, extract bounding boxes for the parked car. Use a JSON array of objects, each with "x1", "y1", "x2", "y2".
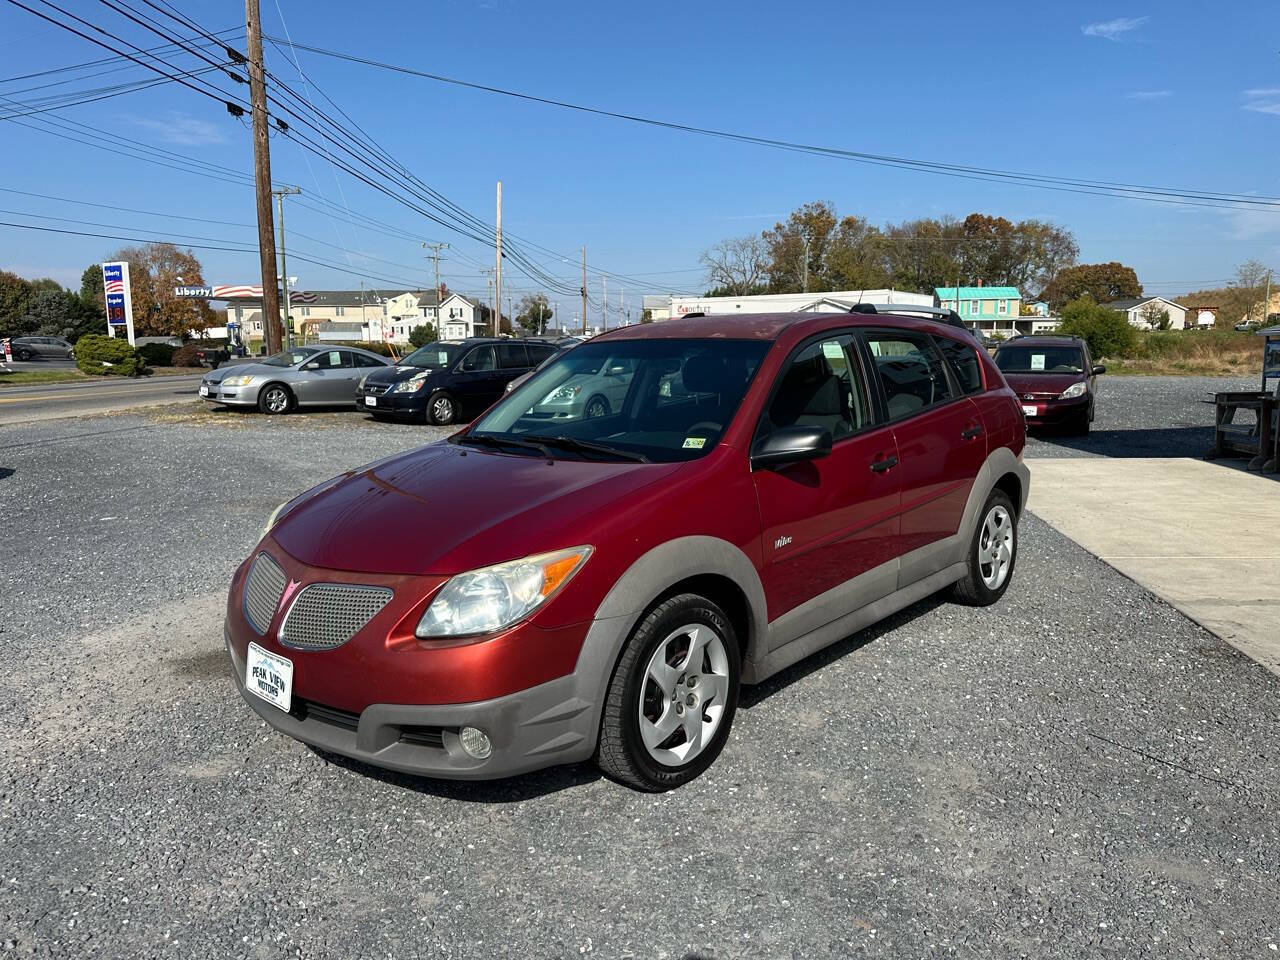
[
  {"x1": 199, "y1": 345, "x2": 389, "y2": 414},
  {"x1": 357, "y1": 338, "x2": 560, "y2": 424},
  {"x1": 226, "y1": 310, "x2": 1029, "y2": 790},
  {"x1": 993, "y1": 334, "x2": 1103, "y2": 434},
  {"x1": 10, "y1": 336, "x2": 74, "y2": 360},
  {"x1": 503, "y1": 342, "x2": 570, "y2": 395},
  {"x1": 1235, "y1": 320, "x2": 1262, "y2": 332}
]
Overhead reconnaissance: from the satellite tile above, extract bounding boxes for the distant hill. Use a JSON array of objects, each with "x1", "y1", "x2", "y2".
[{"x1": 1173, "y1": 286, "x2": 1253, "y2": 327}]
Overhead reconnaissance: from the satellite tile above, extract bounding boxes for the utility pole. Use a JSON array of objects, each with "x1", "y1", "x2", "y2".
[
  {"x1": 619, "y1": 286, "x2": 623, "y2": 326},
  {"x1": 272, "y1": 185, "x2": 300, "y2": 347},
  {"x1": 802, "y1": 235, "x2": 810, "y2": 294},
  {"x1": 580, "y1": 246, "x2": 588, "y2": 336},
  {"x1": 494, "y1": 181, "x2": 503, "y2": 337},
  {"x1": 423, "y1": 241, "x2": 449, "y2": 334},
  {"x1": 552, "y1": 301, "x2": 558, "y2": 336},
  {"x1": 245, "y1": 0, "x2": 281, "y2": 354},
  {"x1": 602, "y1": 275, "x2": 607, "y2": 331}
]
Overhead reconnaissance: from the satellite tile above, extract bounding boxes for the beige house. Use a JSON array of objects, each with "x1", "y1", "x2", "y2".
[{"x1": 1103, "y1": 296, "x2": 1188, "y2": 331}]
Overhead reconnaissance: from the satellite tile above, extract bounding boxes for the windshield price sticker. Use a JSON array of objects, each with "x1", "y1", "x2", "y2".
[
  {"x1": 438, "y1": 351, "x2": 449, "y2": 364},
  {"x1": 682, "y1": 437, "x2": 706, "y2": 449},
  {"x1": 1030, "y1": 354, "x2": 1046, "y2": 370}
]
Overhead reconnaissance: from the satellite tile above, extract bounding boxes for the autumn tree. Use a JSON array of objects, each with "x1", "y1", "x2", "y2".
[
  {"x1": 761, "y1": 201, "x2": 839, "y2": 292},
  {"x1": 0, "y1": 270, "x2": 30, "y2": 335},
  {"x1": 1231, "y1": 259, "x2": 1273, "y2": 325},
  {"x1": 1138, "y1": 301, "x2": 1171, "y2": 330},
  {"x1": 1041, "y1": 262, "x2": 1142, "y2": 308},
  {"x1": 698, "y1": 234, "x2": 769, "y2": 296},
  {"x1": 103, "y1": 242, "x2": 214, "y2": 337}
]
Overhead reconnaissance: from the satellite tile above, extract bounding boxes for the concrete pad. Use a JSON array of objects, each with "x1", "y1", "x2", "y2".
[{"x1": 1028, "y1": 457, "x2": 1280, "y2": 675}]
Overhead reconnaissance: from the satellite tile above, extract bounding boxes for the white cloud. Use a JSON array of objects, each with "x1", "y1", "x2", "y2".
[
  {"x1": 1126, "y1": 90, "x2": 1172, "y2": 100},
  {"x1": 1082, "y1": 16, "x2": 1150, "y2": 40},
  {"x1": 1243, "y1": 89, "x2": 1280, "y2": 116},
  {"x1": 128, "y1": 111, "x2": 227, "y2": 146}
]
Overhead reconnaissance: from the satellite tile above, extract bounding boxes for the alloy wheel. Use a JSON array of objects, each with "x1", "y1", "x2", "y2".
[
  {"x1": 978, "y1": 504, "x2": 1014, "y2": 590},
  {"x1": 263, "y1": 386, "x2": 289, "y2": 414},
  {"x1": 431, "y1": 395, "x2": 454, "y2": 424},
  {"x1": 585, "y1": 397, "x2": 608, "y2": 419},
  {"x1": 638, "y1": 623, "x2": 730, "y2": 766}
]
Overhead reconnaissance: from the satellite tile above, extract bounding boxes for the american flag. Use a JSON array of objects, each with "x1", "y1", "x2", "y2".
[
  {"x1": 290, "y1": 291, "x2": 317, "y2": 304},
  {"x1": 211, "y1": 284, "x2": 263, "y2": 299},
  {"x1": 104, "y1": 279, "x2": 124, "y2": 294}
]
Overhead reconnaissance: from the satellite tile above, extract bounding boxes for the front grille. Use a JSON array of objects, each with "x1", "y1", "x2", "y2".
[
  {"x1": 279, "y1": 583, "x2": 393, "y2": 650},
  {"x1": 243, "y1": 553, "x2": 287, "y2": 635},
  {"x1": 364, "y1": 383, "x2": 390, "y2": 396}
]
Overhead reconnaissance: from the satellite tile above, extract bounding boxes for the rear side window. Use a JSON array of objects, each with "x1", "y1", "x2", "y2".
[
  {"x1": 353, "y1": 353, "x2": 383, "y2": 368},
  {"x1": 527, "y1": 344, "x2": 558, "y2": 364},
  {"x1": 497, "y1": 343, "x2": 528, "y2": 369},
  {"x1": 935, "y1": 336, "x2": 984, "y2": 395},
  {"x1": 462, "y1": 345, "x2": 497, "y2": 372},
  {"x1": 863, "y1": 331, "x2": 955, "y2": 420}
]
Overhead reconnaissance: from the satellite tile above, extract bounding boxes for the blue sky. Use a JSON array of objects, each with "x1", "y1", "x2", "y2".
[{"x1": 2, "y1": 0, "x2": 1279, "y2": 321}]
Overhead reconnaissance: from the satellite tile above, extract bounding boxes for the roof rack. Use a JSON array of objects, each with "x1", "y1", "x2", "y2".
[{"x1": 846, "y1": 302, "x2": 975, "y2": 337}]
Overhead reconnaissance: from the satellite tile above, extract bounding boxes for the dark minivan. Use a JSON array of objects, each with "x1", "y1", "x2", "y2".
[{"x1": 357, "y1": 338, "x2": 560, "y2": 425}]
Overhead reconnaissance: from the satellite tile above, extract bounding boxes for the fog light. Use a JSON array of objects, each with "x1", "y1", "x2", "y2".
[{"x1": 458, "y1": 726, "x2": 492, "y2": 759}]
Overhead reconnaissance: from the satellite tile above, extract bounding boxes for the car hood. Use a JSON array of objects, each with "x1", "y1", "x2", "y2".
[
  {"x1": 206, "y1": 362, "x2": 280, "y2": 382},
  {"x1": 1001, "y1": 372, "x2": 1085, "y2": 395},
  {"x1": 362, "y1": 364, "x2": 445, "y2": 387},
  {"x1": 269, "y1": 441, "x2": 682, "y2": 575}
]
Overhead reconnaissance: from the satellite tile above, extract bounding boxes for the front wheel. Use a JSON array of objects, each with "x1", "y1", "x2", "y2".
[
  {"x1": 257, "y1": 383, "x2": 292, "y2": 415},
  {"x1": 584, "y1": 395, "x2": 609, "y2": 419},
  {"x1": 950, "y1": 489, "x2": 1017, "y2": 606},
  {"x1": 427, "y1": 391, "x2": 457, "y2": 426},
  {"x1": 595, "y1": 593, "x2": 740, "y2": 791},
  {"x1": 15, "y1": 349, "x2": 32, "y2": 361}
]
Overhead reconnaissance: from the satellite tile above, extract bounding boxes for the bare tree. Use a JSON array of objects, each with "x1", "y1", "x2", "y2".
[
  {"x1": 699, "y1": 234, "x2": 769, "y2": 296},
  {"x1": 1139, "y1": 301, "x2": 1171, "y2": 330},
  {"x1": 1232, "y1": 259, "x2": 1273, "y2": 324}
]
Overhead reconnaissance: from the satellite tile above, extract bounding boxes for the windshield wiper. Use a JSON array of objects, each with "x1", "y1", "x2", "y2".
[
  {"x1": 455, "y1": 433, "x2": 551, "y2": 458},
  {"x1": 520, "y1": 434, "x2": 649, "y2": 463}
]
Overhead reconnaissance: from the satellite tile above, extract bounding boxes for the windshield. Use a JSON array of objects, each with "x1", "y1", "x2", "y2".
[
  {"x1": 467, "y1": 338, "x2": 771, "y2": 463},
  {"x1": 261, "y1": 348, "x2": 319, "y2": 367},
  {"x1": 995, "y1": 345, "x2": 1084, "y2": 374},
  {"x1": 399, "y1": 342, "x2": 465, "y2": 369}
]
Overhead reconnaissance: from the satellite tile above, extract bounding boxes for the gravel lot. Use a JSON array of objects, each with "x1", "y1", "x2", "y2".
[{"x1": 2, "y1": 386, "x2": 1278, "y2": 959}]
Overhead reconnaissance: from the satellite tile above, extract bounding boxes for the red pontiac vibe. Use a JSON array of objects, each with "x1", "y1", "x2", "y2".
[{"x1": 226, "y1": 308, "x2": 1030, "y2": 790}]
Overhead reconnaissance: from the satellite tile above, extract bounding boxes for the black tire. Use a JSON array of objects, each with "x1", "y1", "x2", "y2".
[
  {"x1": 950, "y1": 489, "x2": 1018, "y2": 606},
  {"x1": 584, "y1": 395, "x2": 610, "y2": 419},
  {"x1": 257, "y1": 383, "x2": 293, "y2": 415},
  {"x1": 426, "y1": 390, "x2": 457, "y2": 426},
  {"x1": 595, "y1": 593, "x2": 741, "y2": 791},
  {"x1": 16, "y1": 349, "x2": 32, "y2": 361}
]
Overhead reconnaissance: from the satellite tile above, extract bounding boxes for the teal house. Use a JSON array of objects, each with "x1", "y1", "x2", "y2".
[{"x1": 935, "y1": 286, "x2": 1026, "y2": 336}]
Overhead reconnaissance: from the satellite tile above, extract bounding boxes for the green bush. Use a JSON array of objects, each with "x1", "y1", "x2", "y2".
[
  {"x1": 137, "y1": 342, "x2": 176, "y2": 366},
  {"x1": 322, "y1": 340, "x2": 400, "y2": 357},
  {"x1": 1057, "y1": 298, "x2": 1137, "y2": 359},
  {"x1": 408, "y1": 324, "x2": 437, "y2": 348},
  {"x1": 75, "y1": 334, "x2": 146, "y2": 376}
]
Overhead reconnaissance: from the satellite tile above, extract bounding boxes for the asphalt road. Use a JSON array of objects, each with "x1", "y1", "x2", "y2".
[
  {"x1": 0, "y1": 373, "x2": 203, "y2": 425},
  {"x1": 1, "y1": 381, "x2": 1278, "y2": 959}
]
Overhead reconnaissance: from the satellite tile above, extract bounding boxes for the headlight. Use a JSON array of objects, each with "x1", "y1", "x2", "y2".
[
  {"x1": 393, "y1": 378, "x2": 427, "y2": 393},
  {"x1": 223, "y1": 374, "x2": 255, "y2": 387},
  {"x1": 546, "y1": 384, "x2": 582, "y2": 403},
  {"x1": 1059, "y1": 382, "x2": 1088, "y2": 399},
  {"x1": 416, "y1": 546, "x2": 592, "y2": 638}
]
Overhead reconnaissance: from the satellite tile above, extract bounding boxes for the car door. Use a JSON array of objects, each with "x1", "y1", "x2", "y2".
[
  {"x1": 752, "y1": 334, "x2": 902, "y2": 642},
  {"x1": 453, "y1": 344, "x2": 504, "y2": 416},
  {"x1": 860, "y1": 329, "x2": 986, "y2": 587},
  {"x1": 496, "y1": 342, "x2": 530, "y2": 393},
  {"x1": 293, "y1": 349, "x2": 348, "y2": 405},
  {"x1": 36, "y1": 338, "x2": 57, "y2": 358}
]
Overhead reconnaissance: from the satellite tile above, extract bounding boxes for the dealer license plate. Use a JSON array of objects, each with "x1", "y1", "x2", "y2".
[
  {"x1": 1021, "y1": 404, "x2": 1036, "y2": 418},
  {"x1": 199, "y1": 385, "x2": 209, "y2": 397},
  {"x1": 365, "y1": 395, "x2": 377, "y2": 407},
  {"x1": 246, "y1": 642, "x2": 292, "y2": 712}
]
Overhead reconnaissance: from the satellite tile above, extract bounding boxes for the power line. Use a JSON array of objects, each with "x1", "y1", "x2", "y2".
[{"x1": 267, "y1": 34, "x2": 1280, "y2": 214}]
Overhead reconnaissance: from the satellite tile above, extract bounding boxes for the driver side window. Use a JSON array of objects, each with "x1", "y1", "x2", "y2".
[
  {"x1": 462, "y1": 345, "x2": 496, "y2": 372},
  {"x1": 763, "y1": 336, "x2": 869, "y2": 441}
]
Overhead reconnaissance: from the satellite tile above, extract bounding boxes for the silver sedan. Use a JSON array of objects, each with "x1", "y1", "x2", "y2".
[{"x1": 199, "y1": 345, "x2": 390, "y2": 414}]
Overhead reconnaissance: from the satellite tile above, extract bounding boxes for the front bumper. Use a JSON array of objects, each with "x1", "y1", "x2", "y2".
[
  {"x1": 357, "y1": 388, "x2": 426, "y2": 417},
  {"x1": 227, "y1": 623, "x2": 597, "y2": 779},
  {"x1": 1020, "y1": 394, "x2": 1089, "y2": 426},
  {"x1": 200, "y1": 381, "x2": 259, "y2": 406}
]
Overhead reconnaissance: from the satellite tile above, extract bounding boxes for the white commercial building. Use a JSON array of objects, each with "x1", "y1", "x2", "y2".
[{"x1": 650, "y1": 289, "x2": 933, "y2": 320}]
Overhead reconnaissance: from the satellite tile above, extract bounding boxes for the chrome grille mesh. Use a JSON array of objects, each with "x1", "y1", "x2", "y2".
[
  {"x1": 243, "y1": 553, "x2": 287, "y2": 635},
  {"x1": 279, "y1": 583, "x2": 393, "y2": 650}
]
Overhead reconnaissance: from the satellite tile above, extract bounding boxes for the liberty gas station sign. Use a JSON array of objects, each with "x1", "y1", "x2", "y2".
[{"x1": 101, "y1": 261, "x2": 136, "y2": 346}]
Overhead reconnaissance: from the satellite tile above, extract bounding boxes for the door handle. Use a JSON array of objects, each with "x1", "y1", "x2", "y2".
[
  {"x1": 870, "y1": 454, "x2": 898, "y2": 473},
  {"x1": 961, "y1": 425, "x2": 983, "y2": 440}
]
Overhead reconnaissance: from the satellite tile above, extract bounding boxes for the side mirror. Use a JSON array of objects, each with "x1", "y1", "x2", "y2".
[
  {"x1": 751, "y1": 425, "x2": 833, "y2": 469},
  {"x1": 1092, "y1": 364, "x2": 1106, "y2": 375},
  {"x1": 302, "y1": 361, "x2": 319, "y2": 370}
]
